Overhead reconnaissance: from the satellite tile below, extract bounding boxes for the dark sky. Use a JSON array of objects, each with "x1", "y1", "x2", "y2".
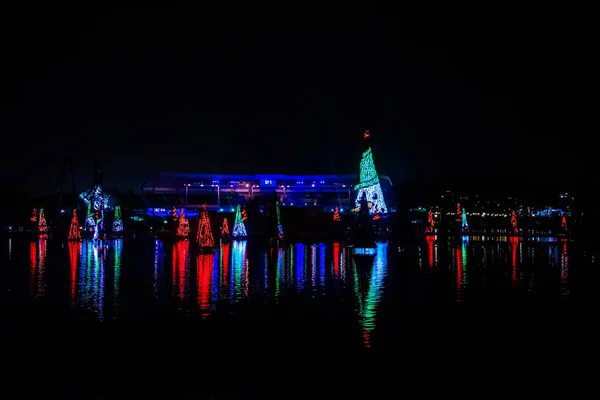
[{"x1": 1, "y1": 5, "x2": 593, "y2": 196}]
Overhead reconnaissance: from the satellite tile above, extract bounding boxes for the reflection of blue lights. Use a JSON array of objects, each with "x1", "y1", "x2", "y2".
[{"x1": 295, "y1": 243, "x2": 305, "y2": 291}]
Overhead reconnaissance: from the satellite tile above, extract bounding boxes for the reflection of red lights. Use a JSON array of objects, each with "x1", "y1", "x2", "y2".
[
  {"x1": 221, "y1": 243, "x2": 230, "y2": 299},
  {"x1": 456, "y1": 247, "x2": 463, "y2": 303},
  {"x1": 333, "y1": 242, "x2": 340, "y2": 278},
  {"x1": 509, "y1": 236, "x2": 518, "y2": 286},
  {"x1": 172, "y1": 240, "x2": 189, "y2": 300},
  {"x1": 29, "y1": 242, "x2": 37, "y2": 297},
  {"x1": 68, "y1": 242, "x2": 80, "y2": 307},
  {"x1": 196, "y1": 253, "x2": 213, "y2": 318},
  {"x1": 426, "y1": 236, "x2": 435, "y2": 268}
]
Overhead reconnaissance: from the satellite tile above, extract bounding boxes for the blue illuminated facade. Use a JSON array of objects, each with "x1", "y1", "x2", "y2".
[{"x1": 141, "y1": 172, "x2": 393, "y2": 216}]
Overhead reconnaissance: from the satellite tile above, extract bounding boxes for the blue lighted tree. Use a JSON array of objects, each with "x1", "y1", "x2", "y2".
[
  {"x1": 113, "y1": 205, "x2": 123, "y2": 232},
  {"x1": 232, "y1": 205, "x2": 247, "y2": 238}
]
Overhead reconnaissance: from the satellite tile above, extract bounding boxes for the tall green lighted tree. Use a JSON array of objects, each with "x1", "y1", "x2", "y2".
[
  {"x1": 276, "y1": 201, "x2": 284, "y2": 239},
  {"x1": 112, "y1": 205, "x2": 123, "y2": 232},
  {"x1": 354, "y1": 130, "x2": 388, "y2": 214},
  {"x1": 232, "y1": 204, "x2": 247, "y2": 238}
]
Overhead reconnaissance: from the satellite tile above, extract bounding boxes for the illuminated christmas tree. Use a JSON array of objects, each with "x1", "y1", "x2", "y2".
[
  {"x1": 511, "y1": 210, "x2": 518, "y2": 234},
  {"x1": 38, "y1": 208, "x2": 48, "y2": 234},
  {"x1": 354, "y1": 130, "x2": 388, "y2": 214},
  {"x1": 461, "y1": 208, "x2": 468, "y2": 230},
  {"x1": 232, "y1": 204, "x2": 247, "y2": 238},
  {"x1": 242, "y1": 207, "x2": 248, "y2": 221},
  {"x1": 426, "y1": 209, "x2": 434, "y2": 233},
  {"x1": 456, "y1": 203, "x2": 462, "y2": 222},
  {"x1": 112, "y1": 205, "x2": 123, "y2": 232},
  {"x1": 333, "y1": 206, "x2": 341, "y2": 222},
  {"x1": 31, "y1": 208, "x2": 38, "y2": 223},
  {"x1": 561, "y1": 215, "x2": 568, "y2": 231},
  {"x1": 68, "y1": 209, "x2": 81, "y2": 241},
  {"x1": 221, "y1": 216, "x2": 230, "y2": 238},
  {"x1": 176, "y1": 209, "x2": 190, "y2": 238},
  {"x1": 275, "y1": 200, "x2": 284, "y2": 239},
  {"x1": 196, "y1": 204, "x2": 214, "y2": 248}
]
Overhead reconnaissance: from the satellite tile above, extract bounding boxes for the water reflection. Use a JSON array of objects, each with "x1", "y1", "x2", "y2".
[
  {"x1": 354, "y1": 242, "x2": 388, "y2": 348},
  {"x1": 560, "y1": 241, "x2": 569, "y2": 296},
  {"x1": 153, "y1": 239, "x2": 163, "y2": 298},
  {"x1": 68, "y1": 241, "x2": 80, "y2": 307},
  {"x1": 509, "y1": 236, "x2": 519, "y2": 288},
  {"x1": 29, "y1": 237, "x2": 47, "y2": 298},
  {"x1": 8, "y1": 237, "x2": 11, "y2": 260},
  {"x1": 172, "y1": 240, "x2": 190, "y2": 301},
  {"x1": 78, "y1": 240, "x2": 105, "y2": 320},
  {"x1": 230, "y1": 240, "x2": 248, "y2": 302},
  {"x1": 455, "y1": 238, "x2": 468, "y2": 302},
  {"x1": 196, "y1": 252, "x2": 214, "y2": 318}
]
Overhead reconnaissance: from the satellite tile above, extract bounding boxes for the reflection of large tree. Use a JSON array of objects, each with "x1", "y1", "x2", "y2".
[{"x1": 353, "y1": 243, "x2": 388, "y2": 348}]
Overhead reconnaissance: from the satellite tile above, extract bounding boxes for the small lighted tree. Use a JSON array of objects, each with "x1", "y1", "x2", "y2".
[
  {"x1": 38, "y1": 207, "x2": 48, "y2": 234},
  {"x1": 561, "y1": 215, "x2": 568, "y2": 231},
  {"x1": 461, "y1": 208, "x2": 468, "y2": 229},
  {"x1": 176, "y1": 209, "x2": 190, "y2": 238},
  {"x1": 511, "y1": 210, "x2": 518, "y2": 234},
  {"x1": 31, "y1": 208, "x2": 38, "y2": 223},
  {"x1": 426, "y1": 209, "x2": 434, "y2": 233},
  {"x1": 112, "y1": 205, "x2": 123, "y2": 232},
  {"x1": 456, "y1": 203, "x2": 462, "y2": 222},
  {"x1": 232, "y1": 204, "x2": 247, "y2": 238},
  {"x1": 333, "y1": 206, "x2": 341, "y2": 222},
  {"x1": 221, "y1": 217, "x2": 230, "y2": 238},
  {"x1": 68, "y1": 209, "x2": 81, "y2": 241},
  {"x1": 197, "y1": 204, "x2": 214, "y2": 248}
]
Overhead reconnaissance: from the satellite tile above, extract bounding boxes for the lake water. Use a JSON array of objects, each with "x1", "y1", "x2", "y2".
[{"x1": 2, "y1": 235, "x2": 597, "y2": 398}]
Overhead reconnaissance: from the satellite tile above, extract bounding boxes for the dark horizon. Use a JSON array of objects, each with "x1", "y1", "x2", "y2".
[{"x1": 1, "y1": 5, "x2": 593, "y2": 197}]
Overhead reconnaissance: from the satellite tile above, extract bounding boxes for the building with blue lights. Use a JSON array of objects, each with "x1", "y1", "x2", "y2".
[{"x1": 141, "y1": 173, "x2": 393, "y2": 216}]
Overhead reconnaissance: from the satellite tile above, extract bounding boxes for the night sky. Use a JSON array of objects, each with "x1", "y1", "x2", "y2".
[{"x1": 1, "y1": 5, "x2": 592, "y2": 196}]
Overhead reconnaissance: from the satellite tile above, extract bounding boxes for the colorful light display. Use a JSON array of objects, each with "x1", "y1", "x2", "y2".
[
  {"x1": 30, "y1": 208, "x2": 38, "y2": 223},
  {"x1": 38, "y1": 208, "x2": 48, "y2": 234},
  {"x1": 333, "y1": 206, "x2": 341, "y2": 222},
  {"x1": 425, "y1": 209, "x2": 434, "y2": 233},
  {"x1": 354, "y1": 130, "x2": 387, "y2": 214},
  {"x1": 68, "y1": 209, "x2": 81, "y2": 241},
  {"x1": 197, "y1": 204, "x2": 214, "y2": 248},
  {"x1": 461, "y1": 208, "x2": 468, "y2": 230},
  {"x1": 511, "y1": 210, "x2": 518, "y2": 234},
  {"x1": 232, "y1": 204, "x2": 247, "y2": 238},
  {"x1": 112, "y1": 205, "x2": 123, "y2": 232},
  {"x1": 176, "y1": 209, "x2": 190, "y2": 238},
  {"x1": 221, "y1": 216, "x2": 230, "y2": 238},
  {"x1": 276, "y1": 200, "x2": 284, "y2": 239}
]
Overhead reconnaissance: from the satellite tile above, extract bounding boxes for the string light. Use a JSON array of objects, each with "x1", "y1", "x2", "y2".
[
  {"x1": 68, "y1": 209, "x2": 81, "y2": 241},
  {"x1": 221, "y1": 216, "x2": 230, "y2": 238},
  {"x1": 276, "y1": 201, "x2": 284, "y2": 239},
  {"x1": 232, "y1": 204, "x2": 247, "y2": 238},
  {"x1": 354, "y1": 131, "x2": 387, "y2": 214},
  {"x1": 197, "y1": 204, "x2": 214, "y2": 248},
  {"x1": 38, "y1": 208, "x2": 48, "y2": 234},
  {"x1": 112, "y1": 205, "x2": 123, "y2": 232},
  {"x1": 176, "y1": 209, "x2": 190, "y2": 238}
]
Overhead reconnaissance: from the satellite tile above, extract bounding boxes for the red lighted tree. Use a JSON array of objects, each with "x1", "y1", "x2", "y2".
[
  {"x1": 561, "y1": 215, "x2": 568, "y2": 231},
  {"x1": 176, "y1": 209, "x2": 190, "y2": 238},
  {"x1": 426, "y1": 209, "x2": 434, "y2": 233},
  {"x1": 372, "y1": 206, "x2": 381, "y2": 220},
  {"x1": 456, "y1": 203, "x2": 462, "y2": 222},
  {"x1": 221, "y1": 217, "x2": 230, "y2": 238},
  {"x1": 31, "y1": 208, "x2": 38, "y2": 223},
  {"x1": 38, "y1": 208, "x2": 48, "y2": 234},
  {"x1": 197, "y1": 204, "x2": 214, "y2": 248},
  {"x1": 511, "y1": 210, "x2": 518, "y2": 234},
  {"x1": 68, "y1": 209, "x2": 81, "y2": 241},
  {"x1": 242, "y1": 207, "x2": 248, "y2": 221},
  {"x1": 333, "y1": 206, "x2": 341, "y2": 222}
]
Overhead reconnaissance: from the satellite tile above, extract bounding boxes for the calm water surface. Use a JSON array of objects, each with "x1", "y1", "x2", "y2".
[{"x1": 2, "y1": 235, "x2": 597, "y2": 397}]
